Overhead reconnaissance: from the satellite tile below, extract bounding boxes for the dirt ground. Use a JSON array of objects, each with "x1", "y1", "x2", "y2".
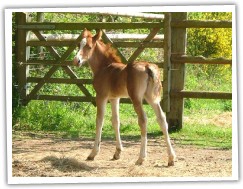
[{"x1": 12, "y1": 132, "x2": 232, "y2": 178}]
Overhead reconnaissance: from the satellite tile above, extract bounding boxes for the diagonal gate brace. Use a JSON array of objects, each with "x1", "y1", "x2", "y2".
[
  {"x1": 128, "y1": 28, "x2": 161, "y2": 63},
  {"x1": 26, "y1": 30, "x2": 94, "y2": 105}
]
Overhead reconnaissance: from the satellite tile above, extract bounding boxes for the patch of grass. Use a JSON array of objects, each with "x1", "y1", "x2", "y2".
[
  {"x1": 170, "y1": 124, "x2": 232, "y2": 149},
  {"x1": 13, "y1": 101, "x2": 232, "y2": 149}
]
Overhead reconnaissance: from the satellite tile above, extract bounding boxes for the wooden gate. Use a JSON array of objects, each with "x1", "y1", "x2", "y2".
[{"x1": 15, "y1": 12, "x2": 232, "y2": 130}]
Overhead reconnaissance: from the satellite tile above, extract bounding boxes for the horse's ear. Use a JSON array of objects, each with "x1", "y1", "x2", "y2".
[
  {"x1": 94, "y1": 29, "x2": 102, "y2": 41},
  {"x1": 82, "y1": 28, "x2": 88, "y2": 37}
]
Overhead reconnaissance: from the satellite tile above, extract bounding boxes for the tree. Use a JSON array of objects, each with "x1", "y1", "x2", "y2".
[{"x1": 186, "y1": 12, "x2": 232, "y2": 85}]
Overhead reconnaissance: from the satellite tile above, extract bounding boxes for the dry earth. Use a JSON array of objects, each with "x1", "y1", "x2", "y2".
[{"x1": 12, "y1": 132, "x2": 232, "y2": 178}]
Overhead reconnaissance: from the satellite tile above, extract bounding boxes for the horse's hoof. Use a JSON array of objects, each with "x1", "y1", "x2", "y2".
[
  {"x1": 86, "y1": 156, "x2": 94, "y2": 161},
  {"x1": 135, "y1": 158, "x2": 145, "y2": 165},
  {"x1": 168, "y1": 161, "x2": 174, "y2": 166},
  {"x1": 112, "y1": 154, "x2": 120, "y2": 160}
]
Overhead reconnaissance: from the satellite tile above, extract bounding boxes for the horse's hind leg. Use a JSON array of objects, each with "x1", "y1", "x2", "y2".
[
  {"x1": 87, "y1": 96, "x2": 107, "y2": 160},
  {"x1": 145, "y1": 97, "x2": 176, "y2": 166},
  {"x1": 130, "y1": 98, "x2": 148, "y2": 165},
  {"x1": 110, "y1": 98, "x2": 123, "y2": 160}
]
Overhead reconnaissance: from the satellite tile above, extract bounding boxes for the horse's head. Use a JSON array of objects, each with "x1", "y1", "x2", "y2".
[{"x1": 73, "y1": 28, "x2": 102, "y2": 67}]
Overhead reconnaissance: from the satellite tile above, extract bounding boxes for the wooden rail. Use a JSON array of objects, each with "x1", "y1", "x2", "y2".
[
  {"x1": 70, "y1": 12, "x2": 165, "y2": 20},
  {"x1": 27, "y1": 77, "x2": 93, "y2": 84},
  {"x1": 18, "y1": 20, "x2": 232, "y2": 30},
  {"x1": 171, "y1": 20, "x2": 232, "y2": 28},
  {"x1": 31, "y1": 95, "x2": 133, "y2": 104},
  {"x1": 171, "y1": 55, "x2": 232, "y2": 65},
  {"x1": 17, "y1": 22, "x2": 164, "y2": 30},
  {"x1": 171, "y1": 90, "x2": 232, "y2": 99}
]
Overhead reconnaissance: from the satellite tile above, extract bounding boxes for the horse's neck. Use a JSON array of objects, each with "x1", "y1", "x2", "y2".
[{"x1": 88, "y1": 44, "x2": 112, "y2": 75}]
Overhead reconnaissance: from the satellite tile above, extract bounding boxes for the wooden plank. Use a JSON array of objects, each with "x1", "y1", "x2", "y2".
[
  {"x1": 27, "y1": 77, "x2": 93, "y2": 84},
  {"x1": 171, "y1": 20, "x2": 232, "y2": 28},
  {"x1": 27, "y1": 40, "x2": 164, "y2": 48},
  {"x1": 17, "y1": 22, "x2": 164, "y2": 30},
  {"x1": 71, "y1": 12, "x2": 164, "y2": 20},
  {"x1": 171, "y1": 91, "x2": 232, "y2": 99},
  {"x1": 26, "y1": 60, "x2": 74, "y2": 66},
  {"x1": 16, "y1": 12, "x2": 29, "y2": 105},
  {"x1": 128, "y1": 28, "x2": 161, "y2": 63},
  {"x1": 33, "y1": 95, "x2": 95, "y2": 102},
  {"x1": 171, "y1": 55, "x2": 232, "y2": 65},
  {"x1": 28, "y1": 33, "x2": 164, "y2": 41},
  {"x1": 32, "y1": 95, "x2": 136, "y2": 104},
  {"x1": 166, "y1": 12, "x2": 187, "y2": 131},
  {"x1": 27, "y1": 41, "x2": 75, "y2": 46},
  {"x1": 107, "y1": 33, "x2": 164, "y2": 40},
  {"x1": 162, "y1": 13, "x2": 171, "y2": 112},
  {"x1": 114, "y1": 41, "x2": 164, "y2": 48}
]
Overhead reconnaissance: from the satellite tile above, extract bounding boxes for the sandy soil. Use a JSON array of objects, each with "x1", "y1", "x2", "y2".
[{"x1": 12, "y1": 132, "x2": 232, "y2": 177}]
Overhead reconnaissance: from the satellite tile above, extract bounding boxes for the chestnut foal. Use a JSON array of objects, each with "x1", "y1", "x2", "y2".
[{"x1": 73, "y1": 29, "x2": 176, "y2": 166}]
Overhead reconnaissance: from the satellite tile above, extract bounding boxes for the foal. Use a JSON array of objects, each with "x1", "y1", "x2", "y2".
[{"x1": 73, "y1": 29, "x2": 176, "y2": 166}]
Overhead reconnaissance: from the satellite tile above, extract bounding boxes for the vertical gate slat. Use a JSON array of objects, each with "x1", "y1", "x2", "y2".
[{"x1": 162, "y1": 13, "x2": 171, "y2": 113}]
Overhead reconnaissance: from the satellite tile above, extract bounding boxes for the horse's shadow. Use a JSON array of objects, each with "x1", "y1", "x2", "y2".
[{"x1": 40, "y1": 156, "x2": 94, "y2": 172}]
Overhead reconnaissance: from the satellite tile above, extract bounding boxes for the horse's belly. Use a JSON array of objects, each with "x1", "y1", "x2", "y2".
[{"x1": 109, "y1": 86, "x2": 129, "y2": 98}]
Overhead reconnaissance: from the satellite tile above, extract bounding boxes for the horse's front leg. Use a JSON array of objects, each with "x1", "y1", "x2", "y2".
[
  {"x1": 87, "y1": 97, "x2": 107, "y2": 160},
  {"x1": 110, "y1": 98, "x2": 123, "y2": 160}
]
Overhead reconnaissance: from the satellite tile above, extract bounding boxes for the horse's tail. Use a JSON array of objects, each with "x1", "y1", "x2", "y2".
[{"x1": 145, "y1": 64, "x2": 162, "y2": 103}]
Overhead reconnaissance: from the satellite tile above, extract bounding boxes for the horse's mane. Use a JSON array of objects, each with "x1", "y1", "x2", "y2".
[{"x1": 99, "y1": 41, "x2": 122, "y2": 63}]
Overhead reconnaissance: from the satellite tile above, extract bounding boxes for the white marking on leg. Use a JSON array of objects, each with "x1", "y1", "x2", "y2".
[
  {"x1": 140, "y1": 135, "x2": 147, "y2": 159},
  {"x1": 133, "y1": 101, "x2": 147, "y2": 165},
  {"x1": 110, "y1": 99, "x2": 123, "y2": 150},
  {"x1": 110, "y1": 99, "x2": 123, "y2": 159},
  {"x1": 150, "y1": 102, "x2": 176, "y2": 165},
  {"x1": 87, "y1": 98, "x2": 107, "y2": 160}
]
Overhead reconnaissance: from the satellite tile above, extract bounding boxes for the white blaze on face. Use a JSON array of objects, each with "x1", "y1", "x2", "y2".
[{"x1": 74, "y1": 38, "x2": 87, "y2": 66}]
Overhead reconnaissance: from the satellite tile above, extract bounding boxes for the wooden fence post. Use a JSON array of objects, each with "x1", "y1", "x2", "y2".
[
  {"x1": 162, "y1": 13, "x2": 171, "y2": 112},
  {"x1": 166, "y1": 12, "x2": 187, "y2": 131},
  {"x1": 16, "y1": 12, "x2": 29, "y2": 105}
]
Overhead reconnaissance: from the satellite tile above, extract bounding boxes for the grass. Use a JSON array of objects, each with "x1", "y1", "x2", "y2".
[{"x1": 12, "y1": 99, "x2": 232, "y2": 150}]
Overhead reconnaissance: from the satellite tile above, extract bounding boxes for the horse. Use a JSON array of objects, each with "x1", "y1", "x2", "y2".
[{"x1": 73, "y1": 28, "x2": 176, "y2": 166}]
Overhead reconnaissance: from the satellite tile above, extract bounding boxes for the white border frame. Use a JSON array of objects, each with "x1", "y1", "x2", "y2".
[{"x1": 5, "y1": 5, "x2": 238, "y2": 184}]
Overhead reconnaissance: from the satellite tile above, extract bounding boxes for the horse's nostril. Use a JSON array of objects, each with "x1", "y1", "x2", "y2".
[{"x1": 78, "y1": 59, "x2": 81, "y2": 64}]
